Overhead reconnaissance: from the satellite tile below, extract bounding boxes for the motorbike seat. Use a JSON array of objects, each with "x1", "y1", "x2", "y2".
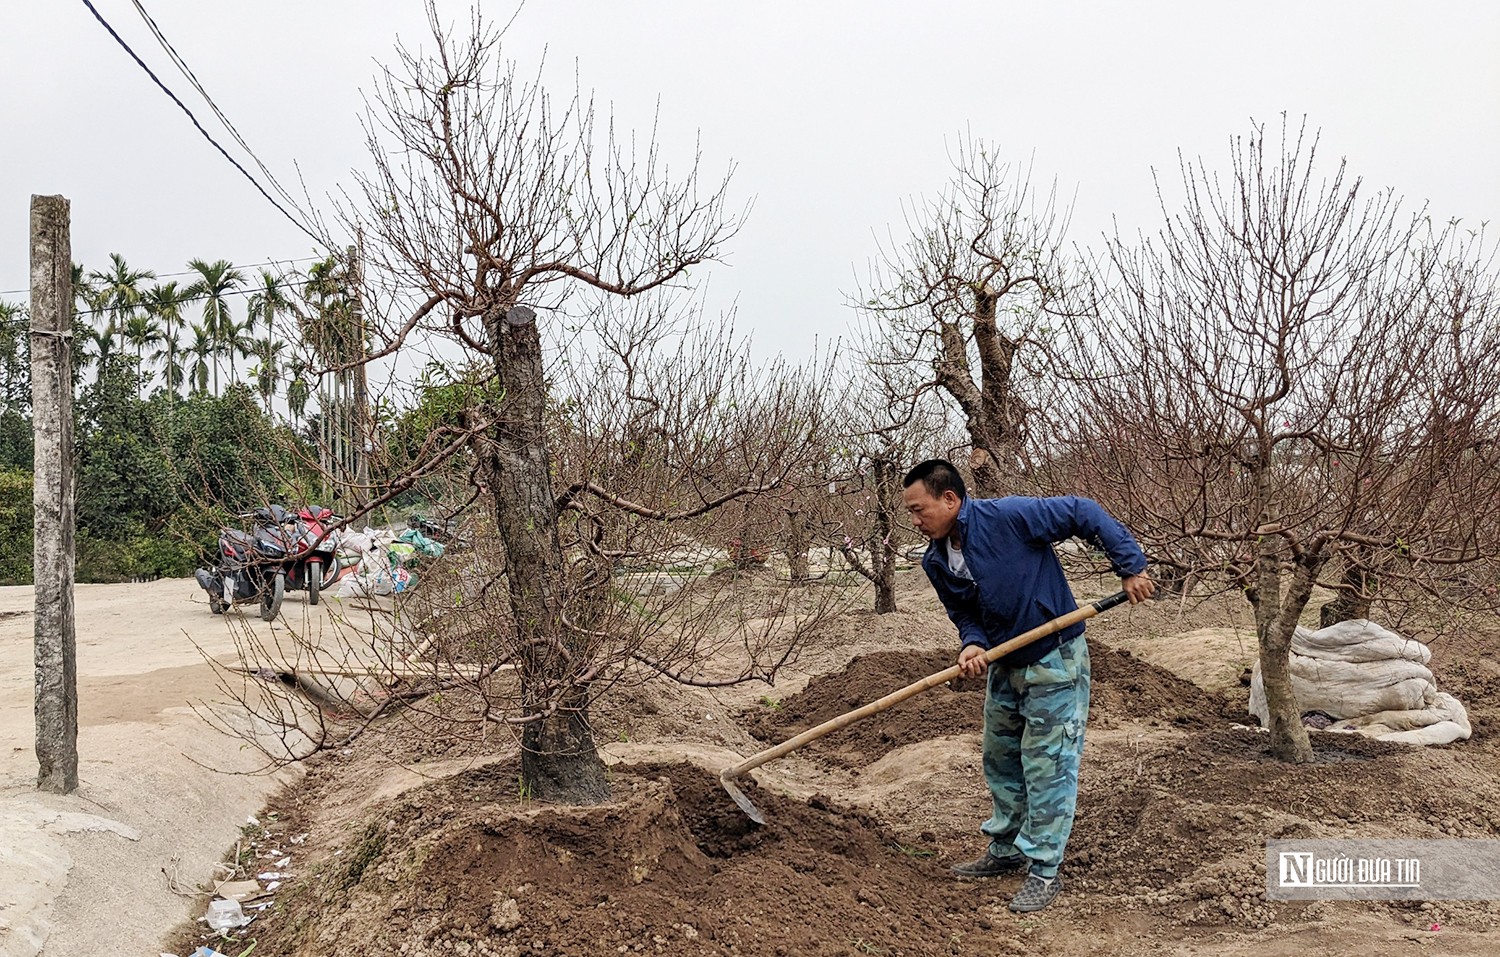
[{"x1": 253, "y1": 504, "x2": 291, "y2": 525}]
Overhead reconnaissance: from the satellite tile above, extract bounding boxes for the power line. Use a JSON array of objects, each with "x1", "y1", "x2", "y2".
[
  {"x1": 78, "y1": 0, "x2": 325, "y2": 246},
  {"x1": 139, "y1": 255, "x2": 328, "y2": 282},
  {"x1": 127, "y1": 0, "x2": 306, "y2": 217},
  {"x1": 0, "y1": 284, "x2": 297, "y2": 315}
]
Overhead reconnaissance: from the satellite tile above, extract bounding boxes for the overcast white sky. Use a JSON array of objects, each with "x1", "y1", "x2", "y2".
[{"x1": 3, "y1": 1, "x2": 1498, "y2": 360}]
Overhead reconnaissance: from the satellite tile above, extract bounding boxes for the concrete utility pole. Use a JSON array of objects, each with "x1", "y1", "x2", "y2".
[{"x1": 30, "y1": 194, "x2": 78, "y2": 794}]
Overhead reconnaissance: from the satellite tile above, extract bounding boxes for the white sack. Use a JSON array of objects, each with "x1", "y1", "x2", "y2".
[
  {"x1": 1329, "y1": 692, "x2": 1472, "y2": 746},
  {"x1": 1290, "y1": 619, "x2": 1432, "y2": 665},
  {"x1": 1248, "y1": 649, "x2": 1434, "y2": 721},
  {"x1": 1247, "y1": 619, "x2": 1468, "y2": 747}
]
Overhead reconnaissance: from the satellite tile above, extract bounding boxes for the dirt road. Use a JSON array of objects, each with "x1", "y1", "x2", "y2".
[{"x1": 0, "y1": 578, "x2": 305, "y2": 957}]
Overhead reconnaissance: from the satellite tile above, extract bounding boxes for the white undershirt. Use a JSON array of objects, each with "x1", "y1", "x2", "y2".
[{"x1": 946, "y1": 538, "x2": 972, "y2": 580}]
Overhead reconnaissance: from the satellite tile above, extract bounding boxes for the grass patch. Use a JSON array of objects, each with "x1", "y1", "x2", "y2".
[
  {"x1": 886, "y1": 841, "x2": 938, "y2": 858},
  {"x1": 342, "y1": 822, "x2": 386, "y2": 889}
]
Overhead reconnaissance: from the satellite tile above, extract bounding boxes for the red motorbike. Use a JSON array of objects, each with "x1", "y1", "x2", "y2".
[{"x1": 291, "y1": 505, "x2": 343, "y2": 606}]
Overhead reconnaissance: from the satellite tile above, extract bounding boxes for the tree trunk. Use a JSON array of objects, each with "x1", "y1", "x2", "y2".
[
  {"x1": 785, "y1": 504, "x2": 810, "y2": 584},
  {"x1": 350, "y1": 244, "x2": 371, "y2": 508},
  {"x1": 731, "y1": 505, "x2": 762, "y2": 570},
  {"x1": 1253, "y1": 544, "x2": 1314, "y2": 763},
  {"x1": 1319, "y1": 553, "x2": 1376, "y2": 628},
  {"x1": 969, "y1": 287, "x2": 1027, "y2": 492},
  {"x1": 319, "y1": 389, "x2": 332, "y2": 503},
  {"x1": 1154, "y1": 561, "x2": 1192, "y2": 597},
  {"x1": 872, "y1": 458, "x2": 897, "y2": 613},
  {"x1": 485, "y1": 306, "x2": 607, "y2": 803},
  {"x1": 932, "y1": 288, "x2": 1027, "y2": 499},
  {"x1": 964, "y1": 435, "x2": 1003, "y2": 499}
]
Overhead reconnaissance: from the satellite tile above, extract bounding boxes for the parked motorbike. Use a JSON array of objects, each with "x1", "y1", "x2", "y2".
[
  {"x1": 194, "y1": 506, "x2": 298, "y2": 621},
  {"x1": 291, "y1": 505, "x2": 343, "y2": 606}
]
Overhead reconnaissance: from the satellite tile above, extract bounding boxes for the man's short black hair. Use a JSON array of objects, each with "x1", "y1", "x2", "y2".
[{"x1": 903, "y1": 459, "x2": 967, "y2": 501}]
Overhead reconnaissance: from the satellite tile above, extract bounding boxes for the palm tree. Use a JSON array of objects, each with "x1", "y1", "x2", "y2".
[
  {"x1": 157, "y1": 327, "x2": 187, "y2": 396},
  {"x1": 0, "y1": 301, "x2": 26, "y2": 410},
  {"x1": 221, "y1": 316, "x2": 258, "y2": 385},
  {"x1": 185, "y1": 258, "x2": 244, "y2": 394},
  {"x1": 121, "y1": 314, "x2": 165, "y2": 393},
  {"x1": 247, "y1": 270, "x2": 296, "y2": 414},
  {"x1": 249, "y1": 337, "x2": 286, "y2": 415},
  {"x1": 70, "y1": 265, "x2": 108, "y2": 379},
  {"x1": 301, "y1": 256, "x2": 360, "y2": 365},
  {"x1": 188, "y1": 322, "x2": 215, "y2": 395},
  {"x1": 143, "y1": 281, "x2": 191, "y2": 396},
  {"x1": 71, "y1": 264, "x2": 99, "y2": 322},
  {"x1": 89, "y1": 253, "x2": 155, "y2": 360},
  {"x1": 286, "y1": 357, "x2": 311, "y2": 423},
  {"x1": 78, "y1": 325, "x2": 117, "y2": 381},
  {"x1": 301, "y1": 256, "x2": 363, "y2": 492}
]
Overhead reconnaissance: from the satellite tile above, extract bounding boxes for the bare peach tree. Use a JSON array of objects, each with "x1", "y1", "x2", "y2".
[
  {"x1": 1051, "y1": 120, "x2": 1500, "y2": 762},
  {"x1": 236, "y1": 7, "x2": 849, "y2": 801},
  {"x1": 807, "y1": 345, "x2": 948, "y2": 612},
  {"x1": 853, "y1": 137, "x2": 1070, "y2": 495}
]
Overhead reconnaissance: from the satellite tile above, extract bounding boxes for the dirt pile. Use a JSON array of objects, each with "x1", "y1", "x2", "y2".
[
  {"x1": 1070, "y1": 724, "x2": 1500, "y2": 929},
  {"x1": 1087, "y1": 642, "x2": 1224, "y2": 728},
  {"x1": 744, "y1": 648, "x2": 983, "y2": 767},
  {"x1": 744, "y1": 640, "x2": 1223, "y2": 768},
  {"x1": 198, "y1": 760, "x2": 1039, "y2": 957}
]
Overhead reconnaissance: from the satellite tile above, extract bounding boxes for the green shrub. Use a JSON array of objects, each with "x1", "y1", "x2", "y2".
[{"x1": 0, "y1": 468, "x2": 32, "y2": 585}]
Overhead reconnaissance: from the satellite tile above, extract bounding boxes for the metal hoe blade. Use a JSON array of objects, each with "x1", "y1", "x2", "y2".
[{"x1": 719, "y1": 769, "x2": 766, "y2": 825}]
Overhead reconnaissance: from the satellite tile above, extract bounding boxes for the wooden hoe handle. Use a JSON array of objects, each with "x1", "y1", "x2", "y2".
[{"x1": 725, "y1": 591, "x2": 1129, "y2": 778}]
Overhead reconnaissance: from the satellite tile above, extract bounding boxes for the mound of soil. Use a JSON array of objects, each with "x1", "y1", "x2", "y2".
[
  {"x1": 744, "y1": 648, "x2": 982, "y2": 768},
  {"x1": 1069, "y1": 724, "x2": 1500, "y2": 928},
  {"x1": 1087, "y1": 642, "x2": 1223, "y2": 729},
  {"x1": 202, "y1": 760, "x2": 1037, "y2": 957},
  {"x1": 745, "y1": 640, "x2": 1223, "y2": 769}
]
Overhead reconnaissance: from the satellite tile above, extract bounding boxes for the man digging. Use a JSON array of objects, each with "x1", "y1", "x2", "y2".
[{"x1": 902, "y1": 459, "x2": 1155, "y2": 913}]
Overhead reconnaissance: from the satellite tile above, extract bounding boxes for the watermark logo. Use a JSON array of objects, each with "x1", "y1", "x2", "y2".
[
  {"x1": 1268, "y1": 840, "x2": 1500, "y2": 900},
  {"x1": 1277, "y1": 850, "x2": 1420, "y2": 888}
]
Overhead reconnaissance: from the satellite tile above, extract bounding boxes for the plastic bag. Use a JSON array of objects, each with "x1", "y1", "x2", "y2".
[{"x1": 397, "y1": 527, "x2": 446, "y2": 558}]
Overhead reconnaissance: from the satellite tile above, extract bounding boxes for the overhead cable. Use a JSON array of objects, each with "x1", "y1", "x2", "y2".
[{"x1": 78, "y1": 0, "x2": 326, "y2": 246}]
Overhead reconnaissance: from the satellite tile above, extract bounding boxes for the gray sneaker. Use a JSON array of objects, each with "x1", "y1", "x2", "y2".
[
  {"x1": 1008, "y1": 873, "x2": 1063, "y2": 912},
  {"x1": 950, "y1": 851, "x2": 1026, "y2": 879}
]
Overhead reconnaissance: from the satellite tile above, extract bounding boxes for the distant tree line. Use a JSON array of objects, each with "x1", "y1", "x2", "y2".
[{"x1": 0, "y1": 253, "x2": 379, "y2": 584}]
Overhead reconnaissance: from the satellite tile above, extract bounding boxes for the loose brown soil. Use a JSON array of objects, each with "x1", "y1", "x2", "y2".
[
  {"x1": 204, "y1": 760, "x2": 1006, "y2": 957},
  {"x1": 744, "y1": 642, "x2": 1222, "y2": 768},
  {"x1": 163, "y1": 580, "x2": 1500, "y2": 957},
  {"x1": 744, "y1": 648, "x2": 984, "y2": 767}
]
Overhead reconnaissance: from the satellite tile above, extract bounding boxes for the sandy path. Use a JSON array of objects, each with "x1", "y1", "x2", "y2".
[{"x1": 0, "y1": 578, "x2": 317, "y2": 957}]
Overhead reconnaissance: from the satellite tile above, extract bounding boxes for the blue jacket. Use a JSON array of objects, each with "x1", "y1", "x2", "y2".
[{"x1": 921, "y1": 495, "x2": 1147, "y2": 666}]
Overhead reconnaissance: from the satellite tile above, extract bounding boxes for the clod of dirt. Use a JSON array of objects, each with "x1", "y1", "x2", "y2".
[{"x1": 489, "y1": 894, "x2": 523, "y2": 933}]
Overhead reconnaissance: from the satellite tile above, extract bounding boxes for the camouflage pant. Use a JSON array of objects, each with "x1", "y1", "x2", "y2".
[{"x1": 981, "y1": 636, "x2": 1091, "y2": 879}]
